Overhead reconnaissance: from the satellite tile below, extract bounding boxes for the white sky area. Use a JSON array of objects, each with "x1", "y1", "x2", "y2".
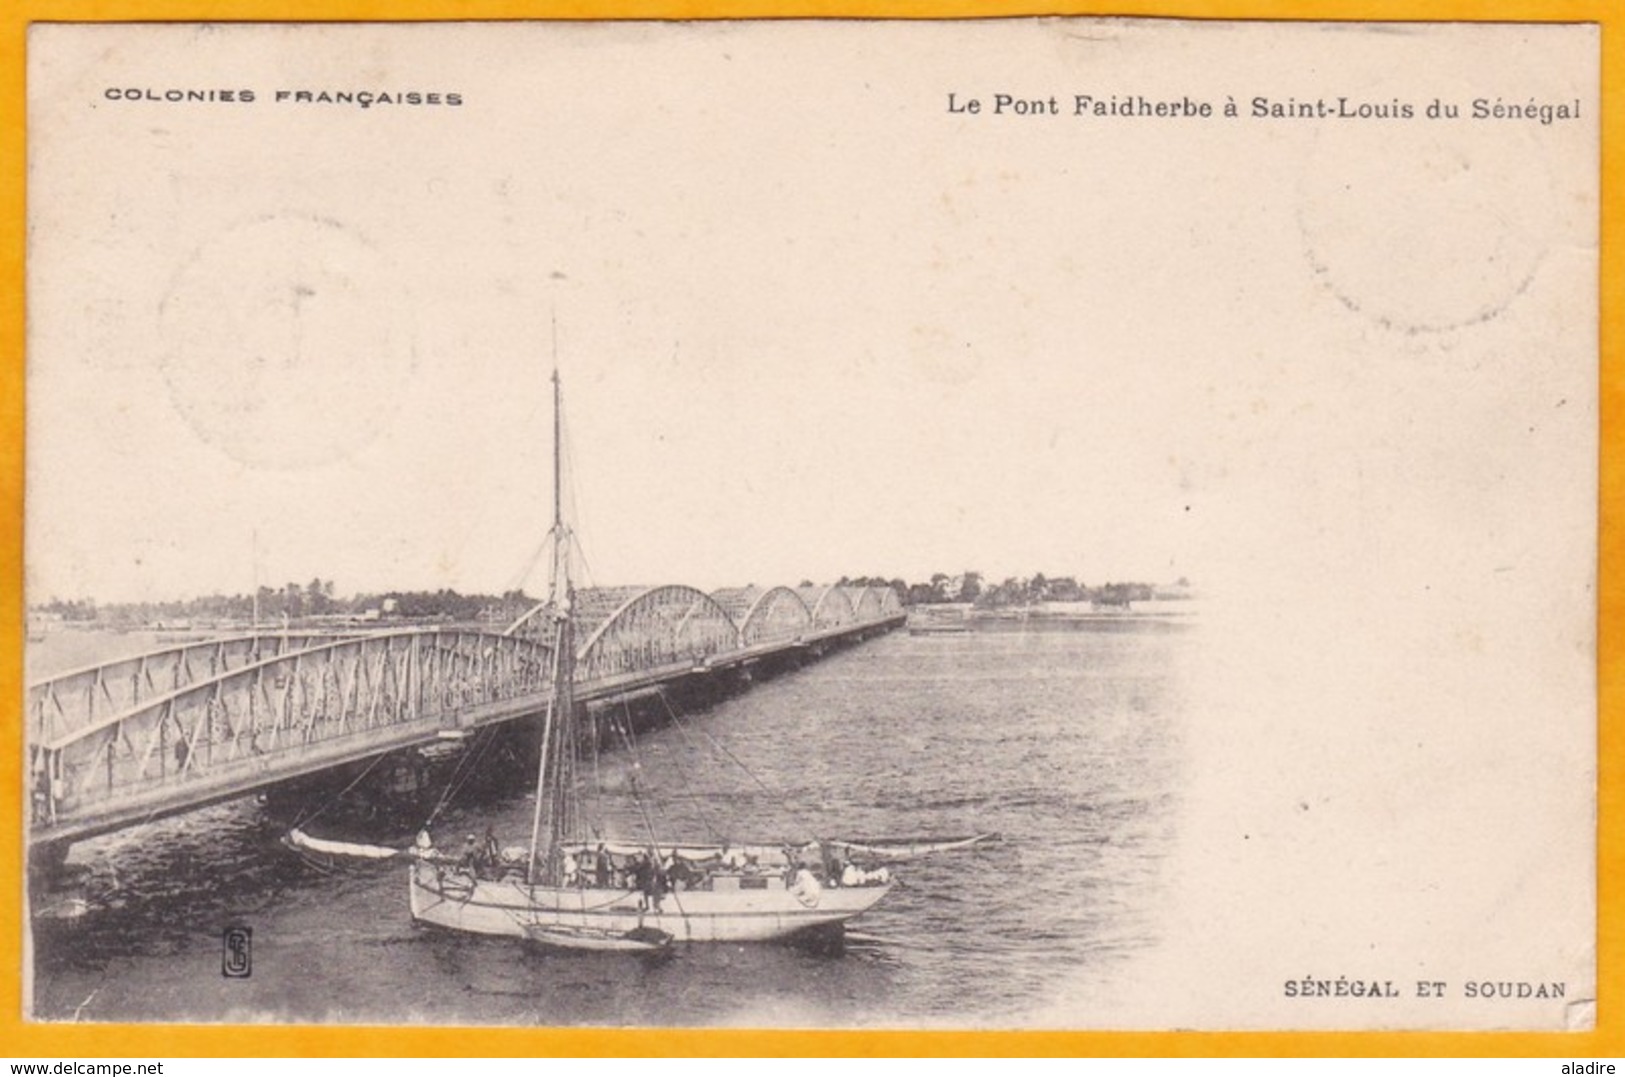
[{"x1": 28, "y1": 21, "x2": 1592, "y2": 608}]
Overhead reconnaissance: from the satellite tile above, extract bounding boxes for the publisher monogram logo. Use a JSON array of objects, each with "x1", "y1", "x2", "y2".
[{"x1": 221, "y1": 926, "x2": 252, "y2": 978}]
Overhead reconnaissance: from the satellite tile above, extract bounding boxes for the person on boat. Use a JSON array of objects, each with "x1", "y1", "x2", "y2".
[
  {"x1": 631, "y1": 853, "x2": 654, "y2": 911},
  {"x1": 661, "y1": 849, "x2": 685, "y2": 890},
  {"x1": 838, "y1": 860, "x2": 890, "y2": 887},
  {"x1": 561, "y1": 850, "x2": 580, "y2": 887},
  {"x1": 668, "y1": 852, "x2": 699, "y2": 892},
  {"x1": 789, "y1": 865, "x2": 822, "y2": 907},
  {"x1": 482, "y1": 827, "x2": 500, "y2": 867},
  {"x1": 594, "y1": 843, "x2": 612, "y2": 888},
  {"x1": 649, "y1": 849, "x2": 670, "y2": 911},
  {"x1": 819, "y1": 842, "x2": 841, "y2": 884},
  {"x1": 459, "y1": 833, "x2": 480, "y2": 870}
]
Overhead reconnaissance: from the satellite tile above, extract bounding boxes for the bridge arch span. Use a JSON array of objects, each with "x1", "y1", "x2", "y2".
[
  {"x1": 798, "y1": 585, "x2": 856, "y2": 629},
  {"x1": 574, "y1": 585, "x2": 741, "y2": 683},
  {"x1": 876, "y1": 587, "x2": 904, "y2": 618},
  {"x1": 707, "y1": 586, "x2": 760, "y2": 625},
  {"x1": 739, "y1": 586, "x2": 812, "y2": 647},
  {"x1": 847, "y1": 586, "x2": 885, "y2": 623}
]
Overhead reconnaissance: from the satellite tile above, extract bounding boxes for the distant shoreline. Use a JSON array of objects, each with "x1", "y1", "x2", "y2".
[{"x1": 910, "y1": 599, "x2": 1200, "y2": 618}]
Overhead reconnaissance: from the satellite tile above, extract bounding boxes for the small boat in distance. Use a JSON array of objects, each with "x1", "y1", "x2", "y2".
[{"x1": 908, "y1": 607, "x2": 970, "y2": 635}]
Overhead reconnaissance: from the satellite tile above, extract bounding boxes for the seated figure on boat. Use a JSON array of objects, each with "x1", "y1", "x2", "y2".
[
  {"x1": 839, "y1": 860, "x2": 891, "y2": 887},
  {"x1": 666, "y1": 850, "x2": 706, "y2": 891},
  {"x1": 788, "y1": 866, "x2": 822, "y2": 905},
  {"x1": 523, "y1": 836, "x2": 893, "y2": 894}
]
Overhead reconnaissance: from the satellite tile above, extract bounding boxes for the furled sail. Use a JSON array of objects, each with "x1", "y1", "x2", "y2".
[{"x1": 286, "y1": 827, "x2": 402, "y2": 860}]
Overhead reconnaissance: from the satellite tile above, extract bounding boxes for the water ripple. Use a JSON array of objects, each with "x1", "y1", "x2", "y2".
[{"x1": 33, "y1": 623, "x2": 1191, "y2": 1027}]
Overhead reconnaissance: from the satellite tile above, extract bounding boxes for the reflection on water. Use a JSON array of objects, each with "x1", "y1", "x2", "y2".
[{"x1": 30, "y1": 623, "x2": 1193, "y2": 1027}]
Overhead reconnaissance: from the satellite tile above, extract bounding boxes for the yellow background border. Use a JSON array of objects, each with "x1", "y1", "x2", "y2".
[{"x1": 1, "y1": 0, "x2": 1616, "y2": 1057}]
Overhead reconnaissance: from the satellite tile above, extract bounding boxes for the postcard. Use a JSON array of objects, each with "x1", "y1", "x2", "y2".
[{"x1": 22, "y1": 18, "x2": 1598, "y2": 1032}]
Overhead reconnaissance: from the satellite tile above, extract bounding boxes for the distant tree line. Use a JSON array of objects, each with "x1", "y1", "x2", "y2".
[
  {"x1": 32, "y1": 572, "x2": 1191, "y2": 626},
  {"x1": 30, "y1": 582, "x2": 540, "y2": 628},
  {"x1": 31, "y1": 597, "x2": 100, "y2": 622}
]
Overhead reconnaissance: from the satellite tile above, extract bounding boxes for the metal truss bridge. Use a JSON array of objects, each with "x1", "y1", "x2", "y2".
[{"x1": 27, "y1": 584, "x2": 904, "y2": 849}]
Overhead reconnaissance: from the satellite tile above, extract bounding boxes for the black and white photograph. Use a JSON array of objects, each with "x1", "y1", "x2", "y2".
[{"x1": 22, "y1": 18, "x2": 1597, "y2": 1031}]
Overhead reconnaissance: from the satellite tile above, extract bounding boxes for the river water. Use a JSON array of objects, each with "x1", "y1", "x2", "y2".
[{"x1": 28, "y1": 621, "x2": 1194, "y2": 1028}]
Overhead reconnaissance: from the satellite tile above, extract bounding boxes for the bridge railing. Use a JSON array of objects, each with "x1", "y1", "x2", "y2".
[
  {"x1": 27, "y1": 585, "x2": 906, "y2": 841},
  {"x1": 28, "y1": 632, "x2": 361, "y2": 748},
  {"x1": 29, "y1": 630, "x2": 551, "y2": 833}
]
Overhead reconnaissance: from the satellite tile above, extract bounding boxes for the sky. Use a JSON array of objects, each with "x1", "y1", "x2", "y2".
[{"x1": 26, "y1": 21, "x2": 1593, "y2": 607}]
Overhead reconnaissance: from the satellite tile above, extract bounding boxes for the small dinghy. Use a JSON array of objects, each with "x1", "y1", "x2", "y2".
[{"x1": 523, "y1": 922, "x2": 675, "y2": 954}]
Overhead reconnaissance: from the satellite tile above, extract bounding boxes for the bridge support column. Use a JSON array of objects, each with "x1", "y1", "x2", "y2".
[{"x1": 30, "y1": 839, "x2": 71, "y2": 877}]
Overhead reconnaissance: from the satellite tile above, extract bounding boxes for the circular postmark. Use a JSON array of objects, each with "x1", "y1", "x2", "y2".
[
  {"x1": 159, "y1": 213, "x2": 417, "y2": 469},
  {"x1": 1296, "y1": 113, "x2": 1555, "y2": 336}
]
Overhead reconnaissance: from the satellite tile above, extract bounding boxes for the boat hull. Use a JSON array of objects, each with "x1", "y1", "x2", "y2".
[{"x1": 408, "y1": 860, "x2": 890, "y2": 943}]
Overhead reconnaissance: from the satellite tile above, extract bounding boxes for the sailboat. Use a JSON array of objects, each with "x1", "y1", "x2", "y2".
[{"x1": 407, "y1": 369, "x2": 893, "y2": 948}]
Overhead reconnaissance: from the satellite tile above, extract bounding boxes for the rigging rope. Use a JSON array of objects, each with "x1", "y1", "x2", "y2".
[
  {"x1": 608, "y1": 710, "x2": 690, "y2": 922},
  {"x1": 659, "y1": 691, "x2": 782, "y2": 803},
  {"x1": 281, "y1": 750, "x2": 404, "y2": 831},
  {"x1": 649, "y1": 697, "x2": 725, "y2": 842},
  {"x1": 609, "y1": 708, "x2": 653, "y2": 832},
  {"x1": 500, "y1": 533, "x2": 554, "y2": 601},
  {"x1": 423, "y1": 723, "x2": 504, "y2": 828},
  {"x1": 586, "y1": 707, "x2": 605, "y2": 838},
  {"x1": 289, "y1": 748, "x2": 396, "y2": 831}
]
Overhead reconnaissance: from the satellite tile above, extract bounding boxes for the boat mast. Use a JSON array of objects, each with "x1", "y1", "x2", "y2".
[{"x1": 526, "y1": 366, "x2": 575, "y2": 886}]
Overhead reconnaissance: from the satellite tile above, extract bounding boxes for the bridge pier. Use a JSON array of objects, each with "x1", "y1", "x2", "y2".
[
  {"x1": 262, "y1": 721, "x2": 541, "y2": 834},
  {"x1": 29, "y1": 839, "x2": 71, "y2": 877},
  {"x1": 25, "y1": 839, "x2": 84, "y2": 929}
]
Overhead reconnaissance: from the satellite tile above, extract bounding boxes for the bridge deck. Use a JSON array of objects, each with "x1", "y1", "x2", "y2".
[{"x1": 28, "y1": 590, "x2": 904, "y2": 848}]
